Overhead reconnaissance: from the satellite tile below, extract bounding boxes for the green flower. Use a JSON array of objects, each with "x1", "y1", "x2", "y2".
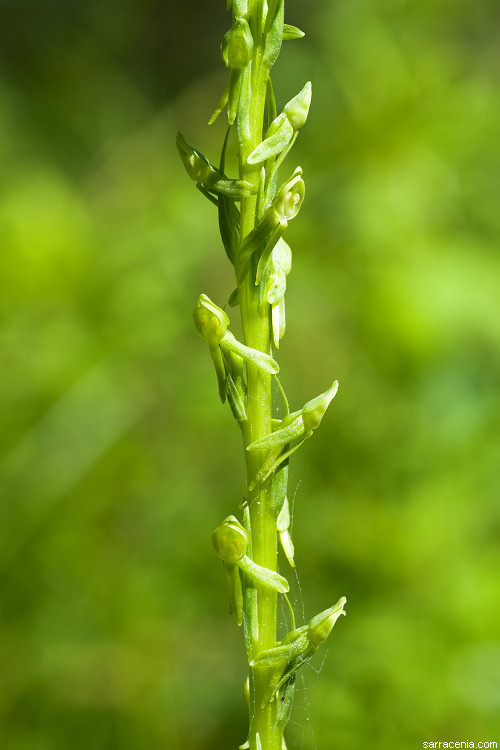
[{"x1": 193, "y1": 294, "x2": 279, "y2": 404}]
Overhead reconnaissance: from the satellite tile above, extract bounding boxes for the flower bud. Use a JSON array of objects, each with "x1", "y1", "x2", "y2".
[
  {"x1": 283, "y1": 82, "x2": 312, "y2": 130},
  {"x1": 176, "y1": 133, "x2": 213, "y2": 184},
  {"x1": 302, "y1": 380, "x2": 338, "y2": 432},
  {"x1": 272, "y1": 168, "x2": 305, "y2": 224},
  {"x1": 283, "y1": 24, "x2": 305, "y2": 41},
  {"x1": 212, "y1": 515, "x2": 248, "y2": 563},
  {"x1": 221, "y1": 18, "x2": 254, "y2": 70},
  {"x1": 193, "y1": 294, "x2": 229, "y2": 345},
  {"x1": 307, "y1": 597, "x2": 347, "y2": 648}
]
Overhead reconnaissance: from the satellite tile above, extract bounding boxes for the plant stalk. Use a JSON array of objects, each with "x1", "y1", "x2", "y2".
[{"x1": 237, "y1": 8, "x2": 282, "y2": 749}]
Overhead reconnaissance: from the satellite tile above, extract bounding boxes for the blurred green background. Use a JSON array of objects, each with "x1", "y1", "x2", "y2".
[{"x1": 1, "y1": 1, "x2": 499, "y2": 748}]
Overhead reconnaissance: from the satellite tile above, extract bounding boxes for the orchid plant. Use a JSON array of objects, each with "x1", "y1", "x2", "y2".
[{"x1": 177, "y1": 3, "x2": 346, "y2": 748}]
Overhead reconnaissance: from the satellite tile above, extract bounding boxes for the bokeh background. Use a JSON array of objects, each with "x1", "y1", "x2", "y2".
[{"x1": 1, "y1": 1, "x2": 499, "y2": 748}]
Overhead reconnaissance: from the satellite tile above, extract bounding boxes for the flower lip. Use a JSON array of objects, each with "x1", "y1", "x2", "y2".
[{"x1": 273, "y1": 167, "x2": 305, "y2": 223}]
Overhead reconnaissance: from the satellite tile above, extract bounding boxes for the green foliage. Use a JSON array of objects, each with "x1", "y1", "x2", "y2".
[{"x1": 1, "y1": 1, "x2": 499, "y2": 749}]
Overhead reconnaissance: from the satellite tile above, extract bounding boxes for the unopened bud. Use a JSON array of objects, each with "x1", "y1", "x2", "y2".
[
  {"x1": 176, "y1": 133, "x2": 213, "y2": 184},
  {"x1": 283, "y1": 82, "x2": 312, "y2": 130},
  {"x1": 307, "y1": 596, "x2": 347, "y2": 647},
  {"x1": 212, "y1": 515, "x2": 248, "y2": 563},
  {"x1": 221, "y1": 18, "x2": 254, "y2": 70},
  {"x1": 193, "y1": 294, "x2": 229, "y2": 345},
  {"x1": 283, "y1": 24, "x2": 305, "y2": 41},
  {"x1": 302, "y1": 380, "x2": 338, "y2": 432}
]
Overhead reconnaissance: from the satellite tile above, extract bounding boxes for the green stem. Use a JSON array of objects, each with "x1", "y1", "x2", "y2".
[{"x1": 236, "y1": 5, "x2": 284, "y2": 750}]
